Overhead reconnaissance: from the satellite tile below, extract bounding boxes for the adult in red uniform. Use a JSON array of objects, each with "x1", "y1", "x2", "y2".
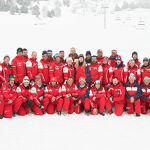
[
  {"x1": 140, "y1": 77, "x2": 150, "y2": 114},
  {"x1": 62, "y1": 77, "x2": 78, "y2": 115},
  {"x1": 12, "y1": 48, "x2": 27, "y2": 84},
  {"x1": 113, "y1": 56, "x2": 128, "y2": 85},
  {"x1": 108, "y1": 50, "x2": 118, "y2": 68},
  {"x1": 140, "y1": 57, "x2": 150, "y2": 84},
  {"x1": 63, "y1": 57, "x2": 75, "y2": 83},
  {"x1": 44, "y1": 77, "x2": 63, "y2": 115},
  {"x1": 106, "y1": 77, "x2": 125, "y2": 116},
  {"x1": 0, "y1": 55, "x2": 12, "y2": 86},
  {"x1": 30, "y1": 75, "x2": 49, "y2": 115},
  {"x1": 0, "y1": 91, "x2": 4, "y2": 119},
  {"x1": 88, "y1": 56, "x2": 103, "y2": 86},
  {"x1": 89, "y1": 80, "x2": 106, "y2": 115},
  {"x1": 1, "y1": 74, "x2": 17, "y2": 118},
  {"x1": 125, "y1": 73, "x2": 141, "y2": 116},
  {"x1": 75, "y1": 77, "x2": 90, "y2": 114},
  {"x1": 22, "y1": 48, "x2": 29, "y2": 63},
  {"x1": 127, "y1": 59, "x2": 141, "y2": 85},
  {"x1": 68, "y1": 47, "x2": 78, "y2": 66},
  {"x1": 13, "y1": 76, "x2": 32, "y2": 116},
  {"x1": 26, "y1": 51, "x2": 38, "y2": 84},
  {"x1": 97, "y1": 49, "x2": 103, "y2": 65},
  {"x1": 102, "y1": 56, "x2": 113, "y2": 90},
  {"x1": 49, "y1": 53, "x2": 64, "y2": 85},
  {"x1": 38, "y1": 51, "x2": 50, "y2": 84},
  {"x1": 47, "y1": 50, "x2": 53, "y2": 63}
]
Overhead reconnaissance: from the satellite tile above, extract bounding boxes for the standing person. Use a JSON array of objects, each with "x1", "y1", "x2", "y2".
[
  {"x1": 38, "y1": 51, "x2": 50, "y2": 85},
  {"x1": 44, "y1": 77, "x2": 63, "y2": 115},
  {"x1": 22, "y1": 48, "x2": 29, "y2": 63},
  {"x1": 97, "y1": 49, "x2": 103, "y2": 65},
  {"x1": 108, "y1": 50, "x2": 118, "y2": 68},
  {"x1": 47, "y1": 50, "x2": 53, "y2": 63},
  {"x1": 62, "y1": 77, "x2": 78, "y2": 115},
  {"x1": 12, "y1": 48, "x2": 27, "y2": 85},
  {"x1": 69, "y1": 47, "x2": 78, "y2": 66},
  {"x1": 1, "y1": 74, "x2": 17, "y2": 118},
  {"x1": 88, "y1": 56, "x2": 103, "y2": 86},
  {"x1": 75, "y1": 54, "x2": 90, "y2": 85},
  {"x1": 13, "y1": 76, "x2": 32, "y2": 116},
  {"x1": 85, "y1": 51, "x2": 92, "y2": 65},
  {"x1": 127, "y1": 51, "x2": 141, "y2": 68},
  {"x1": 0, "y1": 55, "x2": 12, "y2": 86},
  {"x1": 106, "y1": 77, "x2": 125, "y2": 116},
  {"x1": 59, "y1": 50, "x2": 65, "y2": 64},
  {"x1": 63, "y1": 57, "x2": 75, "y2": 83},
  {"x1": 0, "y1": 91, "x2": 4, "y2": 119},
  {"x1": 125, "y1": 73, "x2": 141, "y2": 116},
  {"x1": 30, "y1": 75, "x2": 49, "y2": 115},
  {"x1": 102, "y1": 56, "x2": 113, "y2": 90},
  {"x1": 89, "y1": 80, "x2": 106, "y2": 115},
  {"x1": 140, "y1": 57, "x2": 150, "y2": 84},
  {"x1": 127, "y1": 59, "x2": 141, "y2": 85},
  {"x1": 49, "y1": 53, "x2": 64, "y2": 85},
  {"x1": 140, "y1": 77, "x2": 150, "y2": 114},
  {"x1": 26, "y1": 51, "x2": 38, "y2": 84},
  {"x1": 75, "y1": 77, "x2": 90, "y2": 114},
  {"x1": 113, "y1": 56, "x2": 128, "y2": 85}
]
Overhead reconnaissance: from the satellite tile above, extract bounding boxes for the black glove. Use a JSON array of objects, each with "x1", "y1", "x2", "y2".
[
  {"x1": 43, "y1": 82, "x2": 47, "y2": 87},
  {"x1": 26, "y1": 99, "x2": 33, "y2": 108},
  {"x1": 107, "y1": 83, "x2": 112, "y2": 90},
  {"x1": 15, "y1": 81, "x2": 20, "y2": 86},
  {"x1": 39, "y1": 104, "x2": 44, "y2": 109}
]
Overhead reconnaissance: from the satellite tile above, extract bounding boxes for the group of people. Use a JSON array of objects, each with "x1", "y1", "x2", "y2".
[{"x1": 0, "y1": 47, "x2": 149, "y2": 119}]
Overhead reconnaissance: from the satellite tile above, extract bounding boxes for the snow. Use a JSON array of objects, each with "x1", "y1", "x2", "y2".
[{"x1": 0, "y1": 7, "x2": 150, "y2": 150}]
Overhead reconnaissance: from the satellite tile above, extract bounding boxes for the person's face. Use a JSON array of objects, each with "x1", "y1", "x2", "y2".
[
  {"x1": 130, "y1": 62, "x2": 135, "y2": 68},
  {"x1": 97, "y1": 51, "x2": 102, "y2": 57},
  {"x1": 143, "y1": 61, "x2": 148, "y2": 66},
  {"x1": 32, "y1": 52, "x2": 37, "y2": 59},
  {"x1": 92, "y1": 57, "x2": 97, "y2": 63},
  {"x1": 144, "y1": 80, "x2": 150, "y2": 86},
  {"x1": 23, "y1": 82, "x2": 29, "y2": 87},
  {"x1": 79, "y1": 57, "x2": 83, "y2": 63},
  {"x1": 132, "y1": 54, "x2": 137, "y2": 60},
  {"x1": 116, "y1": 60, "x2": 121, "y2": 65},
  {"x1": 36, "y1": 80, "x2": 42, "y2": 86},
  {"x1": 67, "y1": 78, "x2": 73, "y2": 86},
  {"x1": 103, "y1": 59, "x2": 108, "y2": 64},
  {"x1": 48, "y1": 52, "x2": 52, "y2": 57},
  {"x1": 4, "y1": 57, "x2": 10, "y2": 65},
  {"x1": 56, "y1": 57, "x2": 60, "y2": 62},
  {"x1": 95, "y1": 84, "x2": 100, "y2": 89},
  {"x1": 23, "y1": 50, "x2": 28, "y2": 57},
  {"x1": 17, "y1": 52, "x2": 22, "y2": 56},
  {"x1": 112, "y1": 52, "x2": 116, "y2": 57},
  {"x1": 51, "y1": 81, "x2": 56, "y2": 86},
  {"x1": 129, "y1": 77, "x2": 135, "y2": 84},
  {"x1": 9, "y1": 79, "x2": 14, "y2": 86},
  {"x1": 70, "y1": 48, "x2": 76, "y2": 54},
  {"x1": 79, "y1": 80, "x2": 85, "y2": 86},
  {"x1": 86, "y1": 54, "x2": 91, "y2": 59},
  {"x1": 60, "y1": 52, "x2": 64, "y2": 58},
  {"x1": 43, "y1": 56, "x2": 48, "y2": 60},
  {"x1": 67, "y1": 60, "x2": 72, "y2": 66},
  {"x1": 113, "y1": 78, "x2": 119, "y2": 85}
]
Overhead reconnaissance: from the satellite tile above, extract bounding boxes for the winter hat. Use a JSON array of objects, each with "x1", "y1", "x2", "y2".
[
  {"x1": 144, "y1": 77, "x2": 150, "y2": 82},
  {"x1": 116, "y1": 55, "x2": 122, "y2": 62},
  {"x1": 79, "y1": 54, "x2": 84, "y2": 58},
  {"x1": 23, "y1": 76, "x2": 30, "y2": 84},
  {"x1": 66, "y1": 57, "x2": 73, "y2": 62},
  {"x1": 50, "y1": 77, "x2": 57, "y2": 82},
  {"x1": 86, "y1": 51, "x2": 91, "y2": 56},
  {"x1": 132, "y1": 51, "x2": 138, "y2": 57},
  {"x1": 42, "y1": 51, "x2": 48, "y2": 57},
  {"x1": 91, "y1": 55, "x2": 97, "y2": 59},
  {"x1": 35, "y1": 75, "x2": 41, "y2": 82},
  {"x1": 97, "y1": 49, "x2": 103, "y2": 53},
  {"x1": 17, "y1": 48, "x2": 23, "y2": 54},
  {"x1": 129, "y1": 73, "x2": 135, "y2": 79},
  {"x1": 54, "y1": 53, "x2": 60, "y2": 58},
  {"x1": 103, "y1": 56, "x2": 108, "y2": 61},
  {"x1": 47, "y1": 50, "x2": 52, "y2": 53},
  {"x1": 79, "y1": 77, "x2": 86, "y2": 82},
  {"x1": 112, "y1": 49, "x2": 117, "y2": 53},
  {"x1": 143, "y1": 57, "x2": 149, "y2": 62},
  {"x1": 94, "y1": 80, "x2": 101, "y2": 85},
  {"x1": 4, "y1": 55, "x2": 10, "y2": 60},
  {"x1": 8, "y1": 74, "x2": 15, "y2": 82},
  {"x1": 129, "y1": 59, "x2": 135, "y2": 64}
]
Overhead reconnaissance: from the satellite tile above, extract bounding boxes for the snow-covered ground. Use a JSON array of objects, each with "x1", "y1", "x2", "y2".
[{"x1": 0, "y1": 8, "x2": 150, "y2": 150}]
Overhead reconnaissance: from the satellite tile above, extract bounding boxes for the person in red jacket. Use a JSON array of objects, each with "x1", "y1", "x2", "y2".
[
  {"x1": 26, "y1": 51, "x2": 38, "y2": 85},
  {"x1": 75, "y1": 54, "x2": 90, "y2": 85},
  {"x1": 113, "y1": 56, "x2": 128, "y2": 85},
  {"x1": 75, "y1": 77, "x2": 90, "y2": 114},
  {"x1": 2, "y1": 74, "x2": 17, "y2": 118},
  {"x1": 97, "y1": 49, "x2": 103, "y2": 65},
  {"x1": 125, "y1": 73, "x2": 141, "y2": 116},
  {"x1": 106, "y1": 77, "x2": 125, "y2": 116},
  {"x1": 30, "y1": 75, "x2": 49, "y2": 115},
  {"x1": 49, "y1": 53, "x2": 64, "y2": 85},
  {"x1": 22, "y1": 48, "x2": 29, "y2": 63},
  {"x1": 0, "y1": 55, "x2": 12, "y2": 86},
  {"x1": 128, "y1": 59, "x2": 141, "y2": 85},
  {"x1": 108, "y1": 50, "x2": 118, "y2": 68},
  {"x1": 59, "y1": 50, "x2": 65, "y2": 64},
  {"x1": 88, "y1": 56, "x2": 103, "y2": 86},
  {"x1": 102, "y1": 56, "x2": 113, "y2": 90},
  {"x1": 127, "y1": 51, "x2": 141, "y2": 68},
  {"x1": 13, "y1": 76, "x2": 32, "y2": 116},
  {"x1": 12, "y1": 48, "x2": 27, "y2": 85},
  {"x1": 62, "y1": 77, "x2": 78, "y2": 115},
  {"x1": 44, "y1": 77, "x2": 63, "y2": 115},
  {"x1": 63, "y1": 57, "x2": 75, "y2": 83},
  {"x1": 140, "y1": 77, "x2": 150, "y2": 114},
  {"x1": 68, "y1": 47, "x2": 78, "y2": 66},
  {"x1": 38, "y1": 51, "x2": 50, "y2": 85},
  {"x1": 0, "y1": 91, "x2": 4, "y2": 119},
  {"x1": 47, "y1": 50, "x2": 53, "y2": 63},
  {"x1": 140, "y1": 57, "x2": 150, "y2": 84},
  {"x1": 89, "y1": 80, "x2": 106, "y2": 115}
]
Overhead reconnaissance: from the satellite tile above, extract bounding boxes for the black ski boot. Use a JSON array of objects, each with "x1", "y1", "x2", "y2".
[
  {"x1": 85, "y1": 109, "x2": 91, "y2": 116},
  {"x1": 0, "y1": 114, "x2": 3, "y2": 119},
  {"x1": 57, "y1": 111, "x2": 61, "y2": 115},
  {"x1": 99, "y1": 112, "x2": 105, "y2": 116},
  {"x1": 136, "y1": 113, "x2": 141, "y2": 117}
]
